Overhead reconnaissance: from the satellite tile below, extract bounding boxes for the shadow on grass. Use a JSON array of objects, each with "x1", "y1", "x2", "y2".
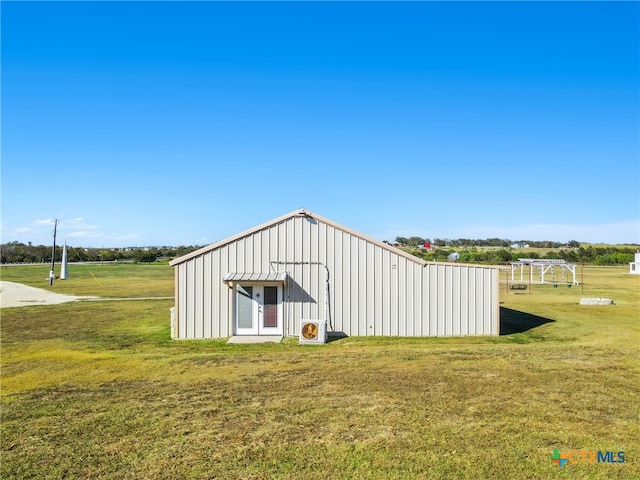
[
  {"x1": 500, "y1": 307, "x2": 554, "y2": 335},
  {"x1": 320, "y1": 331, "x2": 346, "y2": 343}
]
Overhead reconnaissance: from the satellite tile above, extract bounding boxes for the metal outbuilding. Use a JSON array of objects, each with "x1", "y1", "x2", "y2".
[{"x1": 169, "y1": 209, "x2": 500, "y2": 340}]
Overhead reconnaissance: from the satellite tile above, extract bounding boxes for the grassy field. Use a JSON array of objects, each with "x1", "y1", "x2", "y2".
[
  {"x1": 1, "y1": 263, "x2": 639, "y2": 479},
  {"x1": 0, "y1": 262, "x2": 174, "y2": 298}
]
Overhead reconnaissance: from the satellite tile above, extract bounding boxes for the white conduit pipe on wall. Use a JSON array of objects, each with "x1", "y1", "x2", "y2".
[{"x1": 269, "y1": 261, "x2": 331, "y2": 331}]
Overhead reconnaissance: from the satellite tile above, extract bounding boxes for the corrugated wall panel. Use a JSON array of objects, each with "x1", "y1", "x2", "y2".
[
  {"x1": 203, "y1": 255, "x2": 211, "y2": 338},
  {"x1": 193, "y1": 257, "x2": 201, "y2": 338},
  {"x1": 390, "y1": 252, "x2": 399, "y2": 336},
  {"x1": 347, "y1": 235, "x2": 356, "y2": 334},
  {"x1": 396, "y1": 257, "x2": 406, "y2": 336},
  {"x1": 478, "y1": 268, "x2": 486, "y2": 335},
  {"x1": 403, "y1": 259, "x2": 416, "y2": 336},
  {"x1": 442, "y1": 265, "x2": 449, "y2": 336},
  {"x1": 317, "y1": 222, "x2": 326, "y2": 265},
  {"x1": 268, "y1": 225, "x2": 278, "y2": 268},
  {"x1": 482, "y1": 269, "x2": 490, "y2": 333},
  {"x1": 446, "y1": 265, "x2": 453, "y2": 335},
  {"x1": 228, "y1": 242, "x2": 236, "y2": 277},
  {"x1": 386, "y1": 253, "x2": 392, "y2": 336},
  {"x1": 373, "y1": 247, "x2": 383, "y2": 335},
  {"x1": 293, "y1": 263, "x2": 303, "y2": 322},
  {"x1": 186, "y1": 261, "x2": 195, "y2": 339},
  {"x1": 194, "y1": 257, "x2": 203, "y2": 338},
  {"x1": 318, "y1": 222, "x2": 328, "y2": 326},
  {"x1": 234, "y1": 238, "x2": 243, "y2": 272},
  {"x1": 259, "y1": 230, "x2": 268, "y2": 271},
  {"x1": 365, "y1": 242, "x2": 375, "y2": 335},
  {"x1": 407, "y1": 258, "x2": 416, "y2": 336},
  {"x1": 329, "y1": 226, "x2": 341, "y2": 333},
  {"x1": 475, "y1": 269, "x2": 483, "y2": 335},
  {"x1": 432, "y1": 267, "x2": 438, "y2": 337},
  {"x1": 470, "y1": 267, "x2": 477, "y2": 336},
  {"x1": 382, "y1": 249, "x2": 391, "y2": 336},
  {"x1": 412, "y1": 263, "x2": 422, "y2": 336},
  {"x1": 420, "y1": 265, "x2": 429, "y2": 336},
  {"x1": 310, "y1": 220, "x2": 321, "y2": 320},
  {"x1": 459, "y1": 266, "x2": 469, "y2": 336},
  {"x1": 248, "y1": 232, "x2": 257, "y2": 270},
  {"x1": 277, "y1": 222, "x2": 287, "y2": 264},
  {"x1": 325, "y1": 223, "x2": 335, "y2": 332},
  {"x1": 335, "y1": 229, "x2": 346, "y2": 334},
  {"x1": 428, "y1": 265, "x2": 438, "y2": 335},
  {"x1": 246, "y1": 234, "x2": 255, "y2": 270},
  {"x1": 434, "y1": 264, "x2": 443, "y2": 335},
  {"x1": 439, "y1": 265, "x2": 447, "y2": 336},
  {"x1": 218, "y1": 245, "x2": 230, "y2": 338},
  {"x1": 365, "y1": 239, "x2": 372, "y2": 333},
  {"x1": 357, "y1": 237, "x2": 367, "y2": 336},
  {"x1": 306, "y1": 215, "x2": 315, "y2": 260},
  {"x1": 351, "y1": 234, "x2": 358, "y2": 336},
  {"x1": 459, "y1": 267, "x2": 467, "y2": 335},
  {"x1": 182, "y1": 262, "x2": 189, "y2": 339},
  {"x1": 411, "y1": 260, "x2": 419, "y2": 335},
  {"x1": 408, "y1": 260, "x2": 417, "y2": 335},
  {"x1": 294, "y1": 216, "x2": 303, "y2": 262},
  {"x1": 210, "y1": 250, "x2": 219, "y2": 337},
  {"x1": 478, "y1": 270, "x2": 488, "y2": 334},
  {"x1": 450, "y1": 266, "x2": 458, "y2": 335},
  {"x1": 250, "y1": 233, "x2": 258, "y2": 270},
  {"x1": 177, "y1": 263, "x2": 185, "y2": 338},
  {"x1": 181, "y1": 262, "x2": 189, "y2": 338},
  {"x1": 447, "y1": 265, "x2": 455, "y2": 335},
  {"x1": 493, "y1": 269, "x2": 500, "y2": 334},
  {"x1": 492, "y1": 270, "x2": 498, "y2": 333}
]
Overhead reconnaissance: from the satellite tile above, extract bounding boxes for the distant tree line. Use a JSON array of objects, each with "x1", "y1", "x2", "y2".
[
  {"x1": 0, "y1": 242, "x2": 203, "y2": 265},
  {"x1": 400, "y1": 245, "x2": 636, "y2": 265},
  {"x1": 1, "y1": 240, "x2": 635, "y2": 266},
  {"x1": 391, "y1": 236, "x2": 582, "y2": 249}
]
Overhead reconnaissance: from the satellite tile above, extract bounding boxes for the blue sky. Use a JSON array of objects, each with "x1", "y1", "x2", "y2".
[{"x1": 2, "y1": 1, "x2": 639, "y2": 247}]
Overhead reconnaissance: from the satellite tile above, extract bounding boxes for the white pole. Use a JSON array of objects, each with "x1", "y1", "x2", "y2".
[{"x1": 60, "y1": 242, "x2": 68, "y2": 280}]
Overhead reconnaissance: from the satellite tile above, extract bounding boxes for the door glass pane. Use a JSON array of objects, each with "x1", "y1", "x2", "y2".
[
  {"x1": 263, "y1": 286, "x2": 278, "y2": 328},
  {"x1": 237, "y1": 285, "x2": 253, "y2": 329}
]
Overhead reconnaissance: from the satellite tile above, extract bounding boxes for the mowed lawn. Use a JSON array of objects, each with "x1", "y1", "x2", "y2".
[{"x1": 1, "y1": 263, "x2": 639, "y2": 479}]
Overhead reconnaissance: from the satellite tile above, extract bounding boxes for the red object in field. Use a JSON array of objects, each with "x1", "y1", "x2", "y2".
[{"x1": 424, "y1": 242, "x2": 431, "y2": 249}]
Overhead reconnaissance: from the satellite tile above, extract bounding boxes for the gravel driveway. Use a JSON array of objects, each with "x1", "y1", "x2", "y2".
[{"x1": 0, "y1": 281, "x2": 97, "y2": 308}]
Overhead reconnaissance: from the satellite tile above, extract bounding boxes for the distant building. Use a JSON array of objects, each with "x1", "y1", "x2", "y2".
[
  {"x1": 630, "y1": 249, "x2": 640, "y2": 275},
  {"x1": 510, "y1": 242, "x2": 530, "y2": 248}
]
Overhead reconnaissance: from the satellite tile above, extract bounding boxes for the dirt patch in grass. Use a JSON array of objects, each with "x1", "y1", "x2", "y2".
[{"x1": 0, "y1": 281, "x2": 98, "y2": 308}]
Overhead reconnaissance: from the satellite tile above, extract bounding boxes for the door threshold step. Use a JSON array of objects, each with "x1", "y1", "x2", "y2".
[{"x1": 227, "y1": 335, "x2": 283, "y2": 344}]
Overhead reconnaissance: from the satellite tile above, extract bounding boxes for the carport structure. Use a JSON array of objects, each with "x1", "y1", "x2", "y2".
[{"x1": 510, "y1": 258, "x2": 578, "y2": 285}]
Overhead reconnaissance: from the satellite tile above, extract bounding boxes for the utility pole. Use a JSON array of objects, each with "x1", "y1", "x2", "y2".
[{"x1": 49, "y1": 219, "x2": 57, "y2": 286}]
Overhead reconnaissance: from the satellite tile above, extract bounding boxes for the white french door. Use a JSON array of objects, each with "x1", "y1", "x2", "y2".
[{"x1": 235, "y1": 284, "x2": 283, "y2": 336}]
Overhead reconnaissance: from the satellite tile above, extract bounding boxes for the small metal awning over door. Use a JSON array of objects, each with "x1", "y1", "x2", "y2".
[{"x1": 223, "y1": 272, "x2": 288, "y2": 284}]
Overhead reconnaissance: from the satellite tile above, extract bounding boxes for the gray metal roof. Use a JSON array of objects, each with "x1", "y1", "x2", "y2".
[{"x1": 223, "y1": 272, "x2": 288, "y2": 283}]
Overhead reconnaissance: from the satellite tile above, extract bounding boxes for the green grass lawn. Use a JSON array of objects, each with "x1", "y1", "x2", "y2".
[
  {"x1": 0, "y1": 262, "x2": 174, "y2": 298},
  {"x1": 1, "y1": 264, "x2": 639, "y2": 479}
]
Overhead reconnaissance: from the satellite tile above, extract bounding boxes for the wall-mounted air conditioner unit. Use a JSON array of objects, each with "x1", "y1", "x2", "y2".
[{"x1": 299, "y1": 319, "x2": 327, "y2": 345}]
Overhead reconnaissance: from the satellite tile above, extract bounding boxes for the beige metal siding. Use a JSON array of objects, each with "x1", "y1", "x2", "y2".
[{"x1": 172, "y1": 211, "x2": 499, "y2": 339}]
